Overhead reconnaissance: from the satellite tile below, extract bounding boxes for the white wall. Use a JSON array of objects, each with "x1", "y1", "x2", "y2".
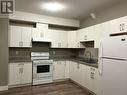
[
  {"x1": 80, "y1": 0, "x2": 127, "y2": 28},
  {"x1": 10, "y1": 11, "x2": 80, "y2": 27}
]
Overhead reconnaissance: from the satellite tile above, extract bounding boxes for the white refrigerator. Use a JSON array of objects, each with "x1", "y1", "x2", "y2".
[{"x1": 98, "y1": 35, "x2": 127, "y2": 95}]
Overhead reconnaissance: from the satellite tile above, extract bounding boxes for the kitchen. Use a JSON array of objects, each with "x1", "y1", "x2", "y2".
[{"x1": 0, "y1": 0, "x2": 127, "y2": 95}]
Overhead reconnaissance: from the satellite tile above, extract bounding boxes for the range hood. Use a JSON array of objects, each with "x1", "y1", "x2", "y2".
[{"x1": 32, "y1": 37, "x2": 52, "y2": 43}]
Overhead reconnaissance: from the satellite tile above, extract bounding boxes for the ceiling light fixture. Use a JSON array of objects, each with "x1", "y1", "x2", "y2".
[
  {"x1": 42, "y1": 2, "x2": 65, "y2": 12},
  {"x1": 90, "y1": 13, "x2": 96, "y2": 19}
]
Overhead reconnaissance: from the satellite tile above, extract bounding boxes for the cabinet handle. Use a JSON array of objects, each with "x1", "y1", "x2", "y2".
[
  {"x1": 120, "y1": 24, "x2": 121, "y2": 31},
  {"x1": 77, "y1": 63, "x2": 80, "y2": 69},
  {"x1": 19, "y1": 41, "x2": 23, "y2": 47},
  {"x1": 77, "y1": 42, "x2": 80, "y2": 48},
  {"x1": 58, "y1": 43, "x2": 60, "y2": 47},
  {"x1": 65, "y1": 62, "x2": 66, "y2": 66},
  {"x1": 84, "y1": 35, "x2": 87, "y2": 40},
  {"x1": 22, "y1": 68, "x2": 23, "y2": 73},
  {"x1": 122, "y1": 24, "x2": 125, "y2": 31},
  {"x1": 90, "y1": 76, "x2": 94, "y2": 79},
  {"x1": 19, "y1": 68, "x2": 21, "y2": 74},
  {"x1": 19, "y1": 41, "x2": 22, "y2": 47},
  {"x1": 60, "y1": 43, "x2": 61, "y2": 47}
]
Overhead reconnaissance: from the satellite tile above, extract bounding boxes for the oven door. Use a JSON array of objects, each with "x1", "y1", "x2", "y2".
[{"x1": 33, "y1": 63, "x2": 53, "y2": 78}]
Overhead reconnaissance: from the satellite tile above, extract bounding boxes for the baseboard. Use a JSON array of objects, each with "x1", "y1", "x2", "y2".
[
  {"x1": 8, "y1": 83, "x2": 32, "y2": 88},
  {"x1": 0, "y1": 86, "x2": 8, "y2": 91}
]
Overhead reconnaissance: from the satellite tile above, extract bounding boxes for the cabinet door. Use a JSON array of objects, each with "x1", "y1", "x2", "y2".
[
  {"x1": 109, "y1": 16, "x2": 127, "y2": 34},
  {"x1": 120, "y1": 16, "x2": 127, "y2": 33},
  {"x1": 69, "y1": 61, "x2": 79, "y2": 82},
  {"x1": 36, "y1": 23, "x2": 48, "y2": 30},
  {"x1": 64, "y1": 61, "x2": 70, "y2": 78},
  {"x1": 53, "y1": 61, "x2": 65, "y2": 80},
  {"x1": 21, "y1": 63, "x2": 32, "y2": 84},
  {"x1": 32, "y1": 28, "x2": 44, "y2": 38},
  {"x1": 49, "y1": 30, "x2": 60, "y2": 48},
  {"x1": 86, "y1": 66, "x2": 96, "y2": 93},
  {"x1": 80, "y1": 64, "x2": 87, "y2": 87},
  {"x1": 68, "y1": 31, "x2": 77, "y2": 48},
  {"x1": 59, "y1": 31, "x2": 68, "y2": 48},
  {"x1": 93, "y1": 68, "x2": 99, "y2": 94},
  {"x1": 9, "y1": 63, "x2": 21, "y2": 86},
  {"x1": 75, "y1": 63, "x2": 85, "y2": 85},
  {"x1": 10, "y1": 26, "x2": 22, "y2": 47},
  {"x1": 22, "y1": 27, "x2": 32, "y2": 47}
]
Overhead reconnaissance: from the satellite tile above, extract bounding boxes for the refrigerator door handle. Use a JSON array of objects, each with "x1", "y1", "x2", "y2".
[
  {"x1": 99, "y1": 41, "x2": 103, "y2": 57},
  {"x1": 98, "y1": 42, "x2": 103, "y2": 76},
  {"x1": 98, "y1": 58, "x2": 103, "y2": 76}
]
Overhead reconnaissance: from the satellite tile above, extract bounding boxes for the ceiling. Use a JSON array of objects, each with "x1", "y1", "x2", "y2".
[{"x1": 15, "y1": 0, "x2": 122, "y2": 20}]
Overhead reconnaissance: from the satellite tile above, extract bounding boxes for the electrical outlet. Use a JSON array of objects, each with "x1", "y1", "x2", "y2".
[
  {"x1": 53, "y1": 51, "x2": 55, "y2": 54},
  {"x1": 16, "y1": 51, "x2": 19, "y2": 55}
]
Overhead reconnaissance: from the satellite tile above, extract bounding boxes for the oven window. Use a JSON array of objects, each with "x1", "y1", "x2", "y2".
[{"x1": 37, "y1": 65, "x2": 50, "y2": 73}]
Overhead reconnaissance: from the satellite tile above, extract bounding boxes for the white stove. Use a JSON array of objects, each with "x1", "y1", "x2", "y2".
[{"x1": 31, "y1": 52, "x2": 53, "y2": 85}]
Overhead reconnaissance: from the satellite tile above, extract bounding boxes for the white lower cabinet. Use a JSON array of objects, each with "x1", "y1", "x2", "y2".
[
  {"x1": 53, "y1": 61, "x2": 65, "y2": 80},
  {"x1": 86, "y1": 66, "x2": 98, "y2": 94},
  {"x1": 9, "y1": 62, "x2": 32, "y2": 86},
  {"x1": 53, "y1": 61, "x2": 70, "y2": 80},
  {"x1": 70, "y1": 61, "x2": 87, "y2": 86},
  {"x1": 70, "y1": 61, "x2": 98, "y2": 94}
]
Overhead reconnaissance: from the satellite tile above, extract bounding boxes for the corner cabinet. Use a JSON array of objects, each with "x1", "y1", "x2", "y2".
[
  {"x1": 9, "y1": 25, "x2": 32, "y2": 47},
  {"x1": 77, "y1": 25, "x2": 101, "y2": 48},
  {"x1": 48, "y1": 29, "x2": 68, "y2": 48},
  {"x1": 9, "y1": 62, "x2": 32, "y2": 86},
  {"x1": 69, "y1": 61, "x2": 87, "y2": 86},
  {"x1": 69, "y1": 61, "x2": 98, "y2": 94}
]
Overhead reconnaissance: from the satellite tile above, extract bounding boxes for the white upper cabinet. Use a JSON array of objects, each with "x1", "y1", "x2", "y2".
[
  {"x1": 9, "y1": 26, "x2": 22, "y2": 47},
  {"x1": 21, "y1": 27, "x2": 32, "y2": 47},
  {"x1": 109, "y1": 16, "x2": 127, "y2": 34},
  {"x1": 9, "y1": 25, "x2": 32, "y2": 47},
  {"x1": 77, "y1": 25, "x2": 101, "y2": 48},
  {"x1": 59, "y1": 31, "x2": 68, "y2": 48},
  {"x1": 48, "y1": 29, "x2": 68, "y2": 48},
  {"x1": 77, "y1": 26, "x2": 94, "y2": 42},
  {"x1": 32, "y1": 28, "x2": 44, "y2": 38},
  {"x1": 36, "y1": 23, "x2": 48, "y2": 30},
  {"x1": 68, "y1": 31, "x2": 77, "y2": 48},
  {"x1": 32, "y1": 23, "x2": 48, "y2": 38}
]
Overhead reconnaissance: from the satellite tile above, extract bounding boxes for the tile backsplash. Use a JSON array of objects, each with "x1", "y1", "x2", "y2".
[
  {"x1": 49, "y1": 48, "x2": 78, "y2": 59},
  {"x1": 9, "y1": 48, "x2": 31, "y2": 61},
  {"x1": 78, "y1": 48, "x2": 98, "y2": 60}
]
